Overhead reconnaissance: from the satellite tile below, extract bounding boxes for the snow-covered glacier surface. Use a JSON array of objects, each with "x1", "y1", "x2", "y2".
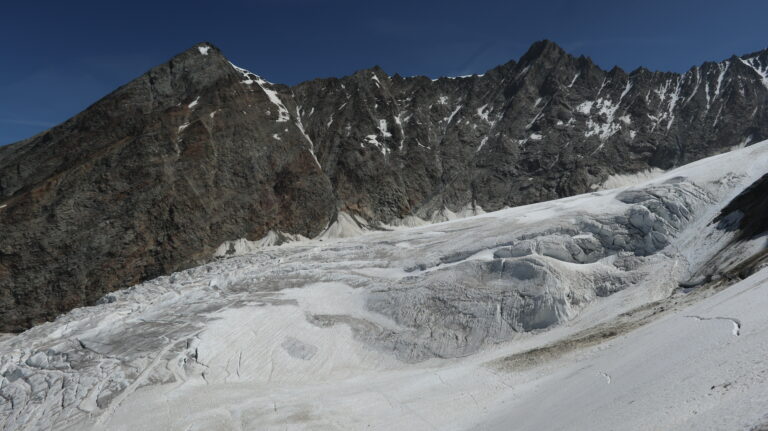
[{"x1": 2, "y1": 142, "x2": 768, "y2": 430}]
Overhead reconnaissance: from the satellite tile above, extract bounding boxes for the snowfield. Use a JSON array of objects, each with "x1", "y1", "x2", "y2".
[{"x1": 2, "y1": 142, "x2": 768, "y2": 430}]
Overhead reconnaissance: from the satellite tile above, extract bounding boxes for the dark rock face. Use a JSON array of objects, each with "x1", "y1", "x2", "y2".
[
  {"x1": 0, "y1": 44, "x2": 335, "y2": 331},
  {"x1": 1, "y1": 40, "x2": 767, "y2": 331},
  {"x1": 294, "y1": 40, "x2": 768, "y2": 221},
  {"x1": 711, "y1": 173, "x2": 768, "y2": 279},
  {"x1": 715, "y1": 173, "x2": 768, "y2": 241}
]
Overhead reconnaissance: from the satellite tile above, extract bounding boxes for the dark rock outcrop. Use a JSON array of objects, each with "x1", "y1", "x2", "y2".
[
  {"x1": 294, "y1": 40, "x2": 768, "y2": 221},
  {"x1": 1, "y1": 40, "x2": 767, "y2": 331},
  {"x1": 715, "y1": 173, "x2": 768, "y2": 241}
]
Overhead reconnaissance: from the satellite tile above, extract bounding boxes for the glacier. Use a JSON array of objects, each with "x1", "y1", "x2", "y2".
[{"x1": 1, "y1": 141, "x2": 768, "y2": 430}]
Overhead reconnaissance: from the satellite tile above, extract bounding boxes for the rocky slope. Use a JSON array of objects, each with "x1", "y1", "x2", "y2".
[
  {"x1": 294, "y1": 40, "x2": 768, "y2": 221},
  {"x1": 0, "y1": 45, "x2": 335, "y2": 331},
  {"x1": 1, "y1": 40, "x2": 767, "y2": 331}
]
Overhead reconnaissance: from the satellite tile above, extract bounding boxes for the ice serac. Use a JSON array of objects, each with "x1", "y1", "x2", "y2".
[{"x1": 0, "y1": 43, "x2": 336, "y2": 332}]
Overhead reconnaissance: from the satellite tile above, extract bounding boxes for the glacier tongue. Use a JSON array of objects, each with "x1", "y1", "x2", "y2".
[{"x1": 2, "y1": 141, "x2": 768, "y2": 430}]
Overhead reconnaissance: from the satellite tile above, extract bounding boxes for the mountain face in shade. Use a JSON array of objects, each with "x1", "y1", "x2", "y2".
[{"x1": 1, "y1": 40, "x2": 767, "y2": 331}]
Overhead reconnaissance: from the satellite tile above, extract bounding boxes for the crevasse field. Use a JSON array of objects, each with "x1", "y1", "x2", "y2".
[{"x1": 2, "y1": 142, "x2": 768, "y2": 430}]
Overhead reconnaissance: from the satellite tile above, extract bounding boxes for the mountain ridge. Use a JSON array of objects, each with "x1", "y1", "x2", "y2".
[
  {"x1": 289, "y1": 39, "x2": 768, "y2": 86},
  {"x1": 1, "y1": 39, "x2": 767, "y2": 331},
  {"x1": 289, "y1": 39, "x2": 768, "y2": 221}
]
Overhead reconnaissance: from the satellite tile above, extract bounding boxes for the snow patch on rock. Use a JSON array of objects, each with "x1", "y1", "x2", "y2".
[{"x1": 229, "y1": 62, "x2": 290, "y2": 122}]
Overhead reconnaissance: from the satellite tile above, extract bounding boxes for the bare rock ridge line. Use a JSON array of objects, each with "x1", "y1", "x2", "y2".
[
  {"x1": 1, "y1": 40, "x2": 767, "y2": 331},
  {"x1": 292, "y1": 40, "x2": 768, "y2": 224}
]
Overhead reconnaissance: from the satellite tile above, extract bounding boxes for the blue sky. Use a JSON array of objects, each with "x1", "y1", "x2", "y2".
[{"x1": 2, "y1": 0, "x2": 767, "y2": 145}]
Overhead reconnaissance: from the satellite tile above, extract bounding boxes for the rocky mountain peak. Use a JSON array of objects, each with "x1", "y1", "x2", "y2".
[
  {"x1": 740, "y1": 47, "x2": 768, "y2": 60},
  {"x1": 518, "y1": 39, "x2": 570, "y2": 66},
  {"x1": 349, "y1": 65, "x2": 390, "y2": 85},
  {"x1": 0, "y1": 42, "x2": 336, "y2": 331},
  {"x1": 140, "y1": 42, "x2": 235, "y2": 99}
]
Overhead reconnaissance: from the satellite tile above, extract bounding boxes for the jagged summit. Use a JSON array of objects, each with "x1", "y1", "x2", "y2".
[
  {"x1": 741, "y1": 46, "x2": 768, "y2": 60},
  {"x1": 349, "y1": 64, "x2": 389, "y2": 81},
  {"x1": 518, "y1": 39, "x2": 570, "y2": 64}
]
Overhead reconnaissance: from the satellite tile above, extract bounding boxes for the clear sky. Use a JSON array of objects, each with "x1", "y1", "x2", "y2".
[{"x1": 2, "y1": 0, "x2": 767, "y2": 145}]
